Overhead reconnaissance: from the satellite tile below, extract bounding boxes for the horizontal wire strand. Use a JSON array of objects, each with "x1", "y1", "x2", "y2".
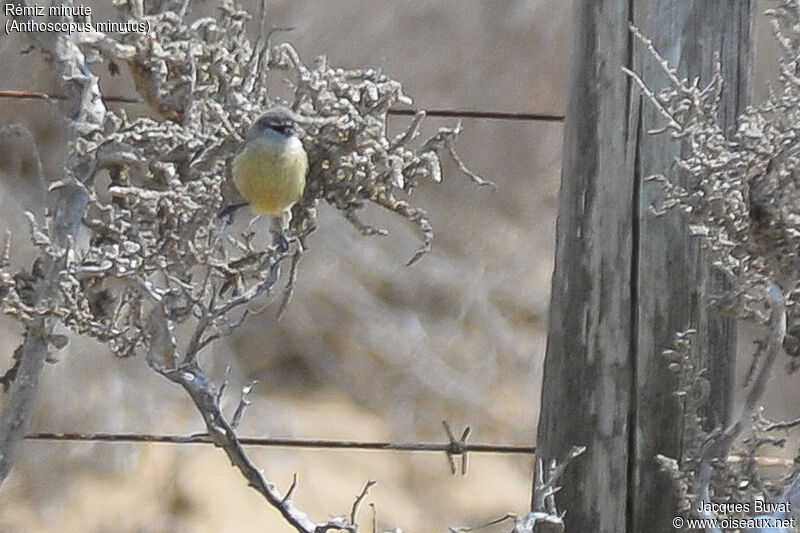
[
  {"x1": 388, "y1": 108, "x2": 564, "y2": 122},
  {"x1": 22, "y1": 433, "x2": 794, "y2": 467},
  {"x1": 0, "y1": 90, "x2": 564, "y2": 122},
  {"x1": 25, "y1": 431, "x2": 536, "y2": 455}
]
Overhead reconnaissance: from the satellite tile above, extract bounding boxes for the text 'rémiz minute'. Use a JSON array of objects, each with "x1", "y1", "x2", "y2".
[{"x1": 4, "y1": 4, "x2": 92, "y2": 17}]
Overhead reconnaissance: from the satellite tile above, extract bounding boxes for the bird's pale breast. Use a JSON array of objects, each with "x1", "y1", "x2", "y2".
[{"x1": 232, "y1": 137, "x2": 308, "y2": 216}]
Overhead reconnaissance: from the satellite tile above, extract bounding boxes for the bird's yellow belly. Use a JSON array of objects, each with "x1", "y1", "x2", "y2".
[{"x1": 232, "y1": 141, "x2": 308, "y2": 216}]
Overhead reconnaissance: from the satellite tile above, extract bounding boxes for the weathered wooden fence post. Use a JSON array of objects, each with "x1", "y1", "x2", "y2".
[{"x1": 534, "y1": 2, "x2": 752, "y2": 531}]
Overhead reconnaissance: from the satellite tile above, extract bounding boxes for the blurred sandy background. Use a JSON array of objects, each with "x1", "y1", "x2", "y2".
[{"x1": 0, "y1": 1, "x2": 569, "y2": 531}]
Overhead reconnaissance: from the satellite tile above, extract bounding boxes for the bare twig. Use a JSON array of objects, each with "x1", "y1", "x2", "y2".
[
  {"x1": 230, "y1": 382, "x2": 254, "y2": 429},
  {"x1": 159, "y1": 364, "x2": 318, "y2": 533},
  {"x1": 452, "y1": 446, "x2": 584, "y2": 533},
  {"x1": 449, "y1": 513, "x2": 517, "y2": 532},
  {"x1": 756, "y1": 409, "x2": 800, "y2": 432},
  {"x1": 532, "y1": 445, "x2": 586, "y2": 514},
  {"x1": 350, "y1": 480, "x2": 377, "y2": 526},
  {"x1": 277, "y1": 238, "x2": 305, "y2": 319}
]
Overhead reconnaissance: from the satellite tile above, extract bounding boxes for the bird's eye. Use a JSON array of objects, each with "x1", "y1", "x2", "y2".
[{"x1": 272, "y1": 125, "x2": 293, "y2": 136}]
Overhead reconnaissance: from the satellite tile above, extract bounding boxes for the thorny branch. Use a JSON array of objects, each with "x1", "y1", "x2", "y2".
[{"x1": 0, "y1": 0, "x2": 488, "y2": 529}]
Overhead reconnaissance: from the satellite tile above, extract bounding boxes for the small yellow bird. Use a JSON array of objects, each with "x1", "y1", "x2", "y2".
[{"x1": 230, "y1": 108, "x2": 308, "y2": 242}]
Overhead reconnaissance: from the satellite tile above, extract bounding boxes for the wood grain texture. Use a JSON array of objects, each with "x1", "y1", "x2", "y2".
[{"x1": 534, "y1": 2, "x2": 751, "y2": 531}]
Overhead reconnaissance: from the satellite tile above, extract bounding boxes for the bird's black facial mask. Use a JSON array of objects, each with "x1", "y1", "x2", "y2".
[
  {"x1": 250, "y1": 111, "x2": 296, "y2": 140},
  {"x1": 266, "y1": 123, "x2": 295, "y2": 137}
]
